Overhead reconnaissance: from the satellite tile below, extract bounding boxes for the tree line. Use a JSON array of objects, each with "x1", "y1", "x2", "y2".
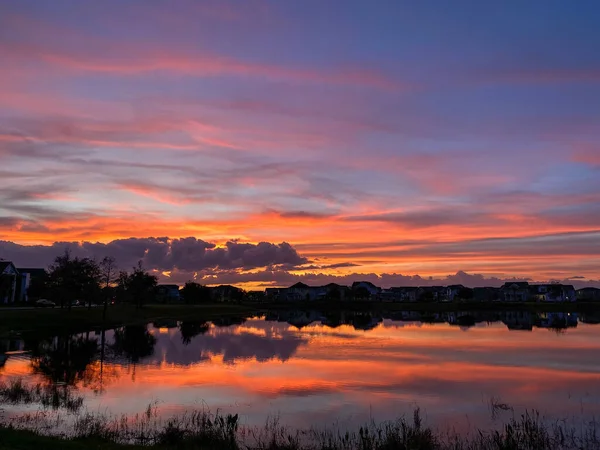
[
  {"x1": 32, "y1": 250, "x2": 245, "y2": 310},
  {"x1": 35, "y1": 250, "x2": 158, "y2": 313}
]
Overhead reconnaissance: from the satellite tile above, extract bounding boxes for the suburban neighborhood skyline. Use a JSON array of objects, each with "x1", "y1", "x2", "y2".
[{"x1": 1, "y1": 238, "x2": 599, "y2": 290}]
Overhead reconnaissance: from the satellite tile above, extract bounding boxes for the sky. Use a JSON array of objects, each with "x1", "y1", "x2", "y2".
[{"x1": 1, "y1": 0, "x2": 599, "y2": 288}]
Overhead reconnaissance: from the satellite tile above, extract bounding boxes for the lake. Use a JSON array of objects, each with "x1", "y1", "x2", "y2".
[{"x1": 2, "y1": 309, "x2": 600, "y2": 433}]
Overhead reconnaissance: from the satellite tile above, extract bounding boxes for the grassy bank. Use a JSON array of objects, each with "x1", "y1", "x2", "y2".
[
  {"x1": 0, "y1": 427, "x2": 142, "y2": 450},
  {"x1": 1, "y1": 301, "x2": 598, "y2": 337},
  {"x1": 1, "y1": 407, "x2": 599, "y2": 450}
]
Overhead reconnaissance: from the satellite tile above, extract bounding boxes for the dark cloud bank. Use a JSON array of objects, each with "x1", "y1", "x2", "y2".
[{"x1": 1, "y1": 237, "x2": 599, "y2": 289}]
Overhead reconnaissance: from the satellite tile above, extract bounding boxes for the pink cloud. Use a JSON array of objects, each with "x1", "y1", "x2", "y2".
[
  {"x1": 1, "y1": 33, "x2": 402, "y2": 90},
  {"x1": 571, "y1": 144, "x2": 600, "y2": 166}
]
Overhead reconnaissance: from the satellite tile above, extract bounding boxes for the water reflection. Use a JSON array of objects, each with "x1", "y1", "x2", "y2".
[{"x1": 1, "y1": 309, "x2": 600, "y2": 431}]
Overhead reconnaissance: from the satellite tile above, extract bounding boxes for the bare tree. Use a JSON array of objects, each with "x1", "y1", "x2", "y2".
[{"x1": 99, "y1": 256, "x2": 117, "y2": 320}]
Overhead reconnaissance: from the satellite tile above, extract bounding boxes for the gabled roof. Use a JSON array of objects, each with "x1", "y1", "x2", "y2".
[
  {"x1": 501, "y1": 282, "x2": 529, "y2": 289},
  {"x1": 289, "y1": 282, "x2": 309, "y2": 289},
  {"x1": 352, "y1": 281, "x2": 378, "y2": 288},
  {"x1": 0, "y1": 261, "x2": 17, "y2": 274},
  {"x1": 212, "y1": 284, "x2": 242, "y2": 291},
  {"x1": 578, "y1": 287, "x2": 600, "y2": 292}
]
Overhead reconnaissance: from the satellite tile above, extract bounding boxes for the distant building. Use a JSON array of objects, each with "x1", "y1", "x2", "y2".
[
  {"x1": 577, "y1": 287, "x2": 600, "y2": 302},
  {"x1": 246, "y1": 290, "x2": 266, "y2": 302},
  {"x1": 210, "y1": 284, "x2": 244, "y2": 302},
  {"x1": 446, "y1": 284, "x2": 466, "y2": 302},
  {"x1": 387, "y1": 287, "x2": 419, "y2": 302},
  {"x1": 0, "y1": 261, "x2": 19, "y2": 304},
  {"x1": 530, "y1": 284, "x2": 576, "y2": 302},
  {"x1": 16, "y1": 268, "x2": 46, "y2": 302},
  {"x1": 473, "y1": 287, "x2": 501, "y2": 302},
  {"x1": 500, "y1": 282, "x2": 530, "y2": 302},
  {"x1": 286, "y1": 282, "x2": 312, "y2": 301},
  {"x1": 352, "y1": 281, "x2": 380, "y2": 300},
  {"x1": 265, "y1": 288, "x2": 283, "y2": 301},
  {"x1": 157, "y1": 284, "x2": 181, "y2": 303},
  {"x1": 417, "y1": 286, "x2": 446, "y2": 302}
]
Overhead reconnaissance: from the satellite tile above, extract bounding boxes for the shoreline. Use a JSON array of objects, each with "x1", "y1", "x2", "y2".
[{"x1": 1, "y1": 301, "x2": 599, "y2": 337}]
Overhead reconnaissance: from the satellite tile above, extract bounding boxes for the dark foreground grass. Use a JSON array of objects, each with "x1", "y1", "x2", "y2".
[
  {"x1": 0, "y1": 427, "x2": 144, "y2": 450},
  {"x1": 1, "y1": 407, "x2": 599, "y2": 450}
]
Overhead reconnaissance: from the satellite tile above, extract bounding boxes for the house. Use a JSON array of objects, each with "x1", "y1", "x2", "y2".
[
  {"x1": 378, "y1": 289, "x2": 397, "y2": 302},
  {"x1": 265, "y1": 288, "x2": 283, "y2": 301},
  {"x1": 388, "y1": 287, "x2": 419, "y2": 302},
  {"x1": 500, "y1": 282, "x2": 530, "y2": 302},
  {"x1": 577, "y1": 287, "x2": 600, "y2": 302},
  {"x1": 210, "y1": 285, "x2": 244, "y2": 302},
  {"x1": 157, "y1": 284, "x2": 181, "y2": 303},
  {"x1": 0, "y1": 261, "x2": 19, "y2": 304},
  {"x1": 286, "y1": 282, "x2": 312, "y2": 301},
  {"x1": 417, "y1": 286, "x2": 446, "y2": 302},
  {"x1": 530, "y1": 284, "x2": 576, "y2": 302},
  {"x1": 246, "y1": 291, "x2": 266, "y2": 302},
  {"x1": 16, "y1": 268, "x2": 47, "y2": 302},
  {"x1": 321, "y1": 283, "x2": 348, "y2": 301},
  {"x1": 446, "y1": 284, "x2": 466, "y2": 302},
  {"x1": 473, "y1": 287, "x2": 501, "y2": 302},
  {"x1": 351, "y1": 281, "x2": 381, "y2": 300}
]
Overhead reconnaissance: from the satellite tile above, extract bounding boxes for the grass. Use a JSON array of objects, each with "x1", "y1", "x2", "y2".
[
  {"x1": 1, "y1": 405, "x2": 599, "y2": 450},
  {"x1": 0, "y1": 427, "x2": 143, "y2": 450},
  {"x1": 1, "y1": 300, "x2": 597, "y2": 338},
  {"x1": 0, "y1": 378, "x2": 84, "y2": 412}
]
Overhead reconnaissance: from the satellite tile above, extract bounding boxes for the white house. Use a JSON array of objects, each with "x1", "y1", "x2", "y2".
[
  {"x1": 446, "y1": 284, "x2": 465, "y2": 302},
  {"x1": 531, "y1": 284, "x2": 576, "y2": 302},
  {"x1": 0, "y1": 261, "x2": 19, "y2": 304}
]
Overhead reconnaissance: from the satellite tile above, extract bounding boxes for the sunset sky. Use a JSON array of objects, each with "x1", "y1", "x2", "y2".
[{"x1": 1, "y1": 1, "x2": 599, "y2": 287}]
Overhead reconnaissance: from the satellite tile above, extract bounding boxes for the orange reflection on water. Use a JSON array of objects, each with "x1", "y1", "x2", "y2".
[{"x1": 2, "y1": 317, "x2": 600, "y2": 430}]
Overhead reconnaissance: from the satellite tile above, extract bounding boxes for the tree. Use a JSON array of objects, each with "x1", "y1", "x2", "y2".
[
  {"x1": 99, "y1": 256, "x2": 118, "y2": 319},
  {"x1": 112, "y1": 325, "x2": 156, "y2": 363},
  {"x1": 115, "y1": 270, "x2": 131, "y2": 304},
  {"x1": 180, "y1": 282, "x2": 212, "y2": 304},
  {"x1": 47, "y1": 250, "x2": 101, "y2": 310},
  {"x1": 30, "y1": 334, "x2": 99, "y2": 386},
  {"x1": 179, "y1": 321, "x2": 210, "y2": 345},
  {"x1": 127, "y1": 261, "x2": 158, "y2": 309}
]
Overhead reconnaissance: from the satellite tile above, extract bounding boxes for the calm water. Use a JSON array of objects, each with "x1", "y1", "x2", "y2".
[{"x1": 2, "y1": 310, "x2": 600, "y2": 432}]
